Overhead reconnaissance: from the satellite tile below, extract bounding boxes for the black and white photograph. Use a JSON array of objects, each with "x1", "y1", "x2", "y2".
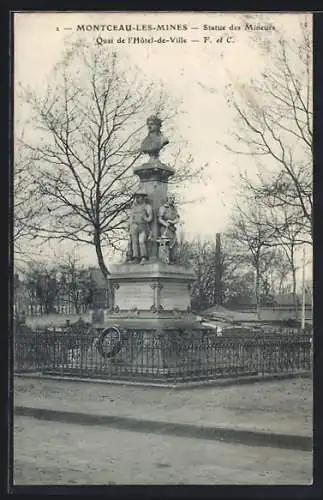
[{"x1": 12, "y1": 11, "x2": 313, "y2": 486}]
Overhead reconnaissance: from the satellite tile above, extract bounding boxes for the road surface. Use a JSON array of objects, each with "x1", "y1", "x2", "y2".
[{"x1": 13, "y1": 416, "x2": 312, "y2": 485}]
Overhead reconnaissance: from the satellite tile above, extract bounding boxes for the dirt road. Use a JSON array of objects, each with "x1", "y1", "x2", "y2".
[{"x1": 13, "y1": 416, "x2": 312, "y2": 485}]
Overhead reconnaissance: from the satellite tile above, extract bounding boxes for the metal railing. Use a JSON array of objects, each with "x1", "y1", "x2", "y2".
[{"x1": 13, "y1": 327, "x2": 312, "y2": 383}]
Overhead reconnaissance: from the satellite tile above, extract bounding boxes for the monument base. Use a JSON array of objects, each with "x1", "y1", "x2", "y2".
[
  {"x1": 109, "y1": 261, "x2": 196, "y2": 316},
  {"x1": 85, "y1": 260, "x2": 207, "y2": 376},
  {"x1": 49, "y1": 260, "x2": 218, "y2": 381},
  {"x1": 86, "y1": 316, "x2": 209, "y2": 376}
]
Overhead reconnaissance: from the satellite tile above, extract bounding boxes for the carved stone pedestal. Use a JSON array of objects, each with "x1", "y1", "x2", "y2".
[
  {"x1": 87, "y1": 260, "x2": 204, "y2": 377},
  {"x1": 110, "y1": 261, "x2": 195, "y2": 316}
]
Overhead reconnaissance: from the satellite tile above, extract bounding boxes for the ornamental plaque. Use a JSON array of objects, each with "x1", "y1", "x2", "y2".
[{"x1": 97, "y1": 326, "x2": 121, "y2": 358}]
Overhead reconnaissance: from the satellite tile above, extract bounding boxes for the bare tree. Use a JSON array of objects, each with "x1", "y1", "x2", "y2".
[
  {"x1": 175, "y1": 234, "x2": 257, "y2": 312},
  {"x1": 228, "y1": 201, "x2": 278, "y2": 319},
  {"x1": 225, "y1": 17, "x2": 312, "y2": 242},
  {"x1": 264, "y1": 248, "x2": 291, "y2": 296},
  {"x1": 18, "y1": 41, "x2": 200, "y2": 306},
  {"x1": 56, "y1": 254, "x2": 95, "y2": 315},
  {"x1": 264, "y1": 205, "x2": 306, "y2": 318},
  {"x1": 13, "y1": 132, "x2": 45, "y2": 267},
  {"x1": 24, "y1": 263, "x2": 60, "y2": 315}
]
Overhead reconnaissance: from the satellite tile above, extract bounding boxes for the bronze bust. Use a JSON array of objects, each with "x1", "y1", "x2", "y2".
[{"x1": 140, "y1": 115, "x2": 169, "y2": 158}]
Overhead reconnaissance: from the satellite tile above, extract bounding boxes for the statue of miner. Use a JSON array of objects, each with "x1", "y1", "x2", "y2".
[
  {"x1": 158, "y1": 194, "x2": 180, "y2": 264},
  {"x1": 126, "y1": 189, "x2": 153, "y2": 264}
]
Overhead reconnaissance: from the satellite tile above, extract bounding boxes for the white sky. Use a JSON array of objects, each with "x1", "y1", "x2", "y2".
[{"x1": 14, "y1": 11, "x2": 312, "y2": 275}]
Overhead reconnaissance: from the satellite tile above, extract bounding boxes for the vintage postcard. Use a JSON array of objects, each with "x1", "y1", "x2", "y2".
[{"x1": 12, "y1": 11, "x2": 313, "y2": 487}]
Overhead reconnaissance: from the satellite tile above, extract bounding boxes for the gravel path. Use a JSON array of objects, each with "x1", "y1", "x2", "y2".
[{"x1": 13, "y1": 416, "x2": 312, "y2": 485}]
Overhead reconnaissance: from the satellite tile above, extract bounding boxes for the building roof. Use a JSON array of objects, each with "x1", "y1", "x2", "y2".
[
  {"x1": 202, "y1": 304, "x2": 258, "y2": 322},
  {"x1": 202, "y1": 302, "x2": 312, "y2": 323},
  {"x1": 274, "y1": 292, "x2": 312, "y2": 306}
]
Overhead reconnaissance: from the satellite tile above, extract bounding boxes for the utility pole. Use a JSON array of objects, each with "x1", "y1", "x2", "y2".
[
  {"x1": 301, "y1": 246, "x2": 306, "y2": 330},
  {"x1": 215, "y1": 233, "x2": 222, "y2": 306}
]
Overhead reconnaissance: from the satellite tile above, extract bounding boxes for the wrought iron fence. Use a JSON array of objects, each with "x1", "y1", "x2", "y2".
[{"x1": 13, "y1": 326, "x2": 312, "y2": 383}]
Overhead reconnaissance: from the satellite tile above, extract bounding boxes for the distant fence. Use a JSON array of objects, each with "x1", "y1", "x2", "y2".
[
  {"x1": 13, "y1": 325, "x2": 312, "y2": 384},
  {"x1": 16, "y1": 304, "x2": 91, "y2": 317}
]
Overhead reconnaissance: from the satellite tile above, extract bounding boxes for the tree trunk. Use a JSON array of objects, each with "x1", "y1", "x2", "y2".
[
  {"x1": 289, "y1": 245, "x2": 298, "y2": 320},
  {"x1": 278, "y1": 275, "x2": 285, "y2": 295},
  {"x1": 94, "y1": 231, "x2": 113, "y2": 311},
  {"x1": 74, "y1": 301, "x2": 81, "y2": 315}
]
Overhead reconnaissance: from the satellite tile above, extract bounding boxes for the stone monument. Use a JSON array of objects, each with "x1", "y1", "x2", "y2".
[{"x1": 94, "y1": 116, "x2": 203, "y2": 372}]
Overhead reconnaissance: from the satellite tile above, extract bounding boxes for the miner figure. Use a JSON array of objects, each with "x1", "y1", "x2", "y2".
[
  {"x1": 158, "y1": 194, "x2": 180, "y2": 264},
  {"x1": 126, "y1": 190, "x2": 153, "y2": 264}
]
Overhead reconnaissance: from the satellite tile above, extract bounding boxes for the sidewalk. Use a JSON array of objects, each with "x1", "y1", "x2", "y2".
[{"x1": 14, "y1": 374, "x2": 313, "y2": 450}]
